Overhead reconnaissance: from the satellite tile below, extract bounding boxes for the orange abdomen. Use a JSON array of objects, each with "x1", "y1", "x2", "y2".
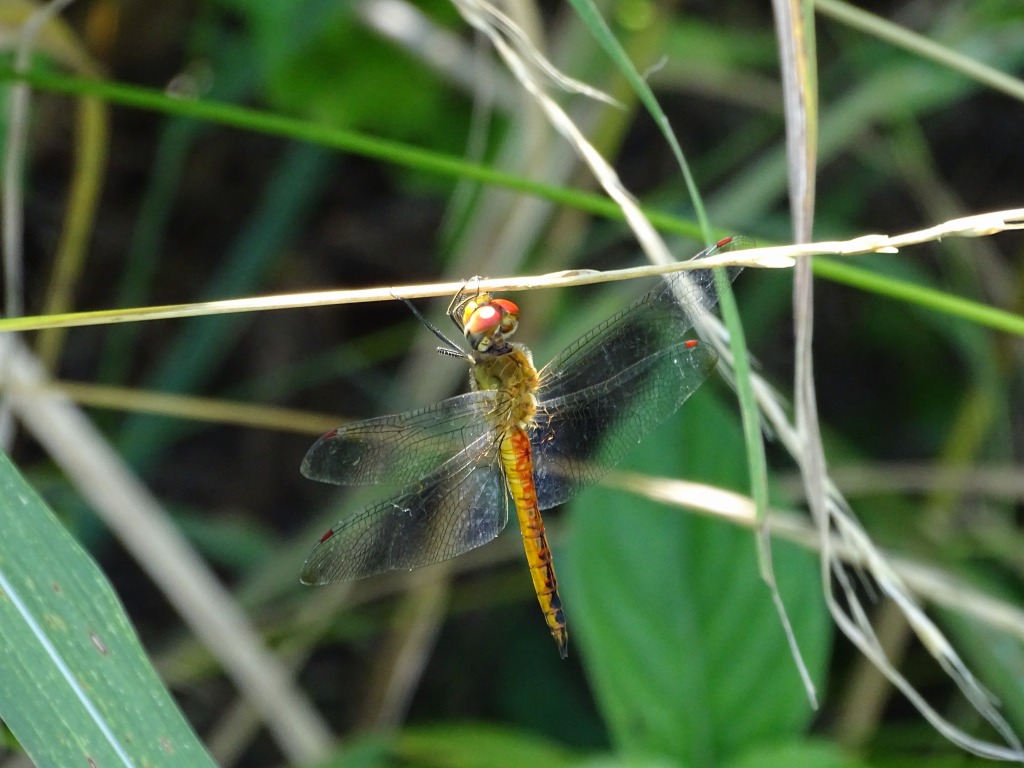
[{"x1": 500, "y1": 425, "x2": 567, "y2": 658}]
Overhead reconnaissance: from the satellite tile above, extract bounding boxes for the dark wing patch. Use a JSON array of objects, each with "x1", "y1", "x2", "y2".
[
  {"x1": 532, "y1": 341, "x2": 718, "y2": 509},
  {"x1": 539, "y1": 261, "x2": 739, "y2": 400}
]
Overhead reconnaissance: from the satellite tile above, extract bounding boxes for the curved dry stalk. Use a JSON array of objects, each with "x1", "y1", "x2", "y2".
[{"x1": 442, "y1": 0, "x2": 1024, "y2": 760}]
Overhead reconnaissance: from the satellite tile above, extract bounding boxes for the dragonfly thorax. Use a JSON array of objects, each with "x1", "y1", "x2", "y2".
[{"x1": 470, "y1": 344, "x2": 540, "y2": 430}]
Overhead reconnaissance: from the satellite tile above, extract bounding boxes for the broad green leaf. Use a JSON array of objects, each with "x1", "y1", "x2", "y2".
[
  {"x1": 563, "y1": 389, "x2": 831, "y2": 766},
  {"x1": 310, "y1": 725, "x2": 581, "y2": 768},
  {"x1": 575, "y1": 756, "x2": 676, "y2": 768},
  {"x1": 395, "y1": 724, "x2": 578, "y2": 768},
  {"x1": 0, "y1": 451, "x2": 213, "y2": 767},
  {"x1": 725, "y1": 739, "x2": 871, "y2": 768},
  {"x1": 306, "y1": 732, "x2": 392, "y2": 768}
]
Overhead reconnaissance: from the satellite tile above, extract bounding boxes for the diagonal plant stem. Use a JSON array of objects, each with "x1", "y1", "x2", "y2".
[{"x1": 450, "y1": 0, "x2": 1024, "y2": 760}]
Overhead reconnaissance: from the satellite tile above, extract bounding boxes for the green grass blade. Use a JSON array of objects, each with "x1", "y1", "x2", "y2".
[
  {"x1": 815, "y1": 0, "x2": 1024, "y2": 102},
  {"x1": 813, "y1": 257, "x2": 1024, "y2": 337},
  {"x1": 0, "y1": 451, "x2": 214, "y2": 767},
  {"x1": 567, "y1": 0, "x2": 711, "y2": 234},
  {"x1": 0, "y1": 65, "x2": 704, "y2": 240}
]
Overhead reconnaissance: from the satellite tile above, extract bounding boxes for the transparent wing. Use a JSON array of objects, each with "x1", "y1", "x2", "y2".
[
  {"x1": 301, "y1": 390, "x2": 498, "y2": 487},
  {"x1": 539, "y1": 248, "x2": 740, "y2": 401},
  {"x1": 301, "y1": 434, "x2": 508, "y2": 583},
  {"x1": 532, "y1": 338, "x2": 719, "y2": 509}
]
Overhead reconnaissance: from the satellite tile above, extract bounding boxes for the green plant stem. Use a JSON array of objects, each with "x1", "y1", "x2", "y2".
[
  {"x1": 0, "y1": 65, "x2": 702, "y2": 241},
  {"x1": 813, "y1": 258, "x2": 1024, "y2": 337}
]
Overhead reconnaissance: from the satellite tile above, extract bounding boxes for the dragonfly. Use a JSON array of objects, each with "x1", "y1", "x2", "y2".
[{"x1": 300, "y1": 238, "x2": 743, "y2": 658}]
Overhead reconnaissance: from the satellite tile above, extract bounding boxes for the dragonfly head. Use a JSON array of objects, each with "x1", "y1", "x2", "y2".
[{"x1": 463, "y1": 295, "x2": 519, "y2": 354}]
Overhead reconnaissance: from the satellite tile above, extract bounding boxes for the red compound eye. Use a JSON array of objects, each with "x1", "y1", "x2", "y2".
[
  {"x1": 490, "y1": 299, "x2": 519, "y2": 333},
  {"x1": 490, "y1": 298, "x2": 519, "y2": 316},
  {"x1": 465, "y1": 303, "x2": 503, "y2": 336}
]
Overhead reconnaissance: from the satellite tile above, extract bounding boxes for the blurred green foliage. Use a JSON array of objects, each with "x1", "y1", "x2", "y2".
[{"x1": 2, "y1": 0, "x2": 1022, "y2": 766}]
